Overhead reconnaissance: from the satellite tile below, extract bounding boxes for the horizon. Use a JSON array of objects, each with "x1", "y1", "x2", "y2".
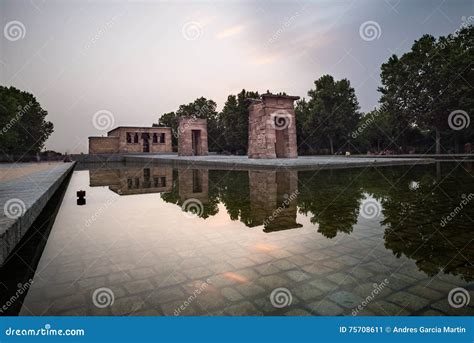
[{"x1": 1, "y1": 0, "x2": 472, "y2": 153}]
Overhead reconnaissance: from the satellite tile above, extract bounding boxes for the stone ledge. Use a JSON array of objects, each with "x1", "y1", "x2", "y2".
[
  {"x1": 124, "y1": 155, "x2": 435, "y2": 171},
  {"x1": 0, "y1": 162, "x2": 75, "y2": 266}
]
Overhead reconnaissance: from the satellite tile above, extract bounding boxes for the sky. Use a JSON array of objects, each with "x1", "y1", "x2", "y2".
[{"x1": 0, "y1": 0, "x2": 472, "y2": 153}]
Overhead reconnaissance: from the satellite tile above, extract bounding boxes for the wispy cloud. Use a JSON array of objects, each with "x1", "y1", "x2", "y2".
[
  {"x1": 252, "y1": 32, "x2": 335, "y2": 66},
  {"x1": 216, "y1": 25, "x2": 245, "y2": 39}
]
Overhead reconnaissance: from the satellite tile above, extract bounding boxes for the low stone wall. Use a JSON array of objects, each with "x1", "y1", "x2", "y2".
[
  {"x1": 0, "y1": 162, "x2": 75, "y2": 266},
  {"x1": 71, "y1": 153, "x2": 126, "y2": 163},
  {"x1": 71, "y1": 152, "x2": 176, "y2": 163},
  {"x1": 88, "y1": 136, "x2": 120, "y2": 154}
]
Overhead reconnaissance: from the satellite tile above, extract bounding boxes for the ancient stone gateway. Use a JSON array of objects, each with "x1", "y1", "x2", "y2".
[
  {"x1": 248, "y1": 94, "x2": 299, "y2": 159},
  {"x1": 178, "y1": 117, "x2": 208, "y2": 156}
]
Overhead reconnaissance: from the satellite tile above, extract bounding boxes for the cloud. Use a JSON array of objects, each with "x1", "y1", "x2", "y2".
[{"x1": 216, "y1": 25, "x2": 245, "y2": 39}]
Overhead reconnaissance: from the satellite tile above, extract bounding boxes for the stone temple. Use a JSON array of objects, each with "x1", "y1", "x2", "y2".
[
  {"x1": 178, "y1": 117, "x2": 208, "y2": 156},
  {"x1": 89, "y1": 126, "x2": 172, "y2": 154},
  {"x1": 247, "y1": 94, "x2": 299, "y2": 159}
]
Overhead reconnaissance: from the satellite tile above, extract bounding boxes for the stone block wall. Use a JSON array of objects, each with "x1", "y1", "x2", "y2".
[
  {"x1": 109, "y1": 127, "x2": 172, "y2": 154},
  {"x1": 89, "y1": 127, "x2": 172, "y2": 154},
  {"x1": 248, "y1": 94, "x2": 299, "y2": 159},
  {"x1": 177, "y1": 117, "x2": 208, "y2": 156},
  {"x1": 88, "y1": 137, "x2": 120, "y2": 154}
]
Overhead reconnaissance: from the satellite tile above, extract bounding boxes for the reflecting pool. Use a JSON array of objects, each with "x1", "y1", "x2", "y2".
[{"x1": 12, "y1": 162, "x2": 474, "y2": 315}]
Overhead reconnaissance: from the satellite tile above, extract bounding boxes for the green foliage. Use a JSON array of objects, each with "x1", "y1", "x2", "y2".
[
  {"x1": 220, "y1": 89, "x2": 259, "y2": 154},
  {"x1": 175, "y1": 97, "x2": 222, "y2": 152},
  {"x1": 378, "y1": 25, "x2": 474, "y2": 153},
  {"x1": 154, "y1": 97, "x2": 222, "y2": 151},
  {"x1": 155, "y1": 26, "x2": 473, "y2": 156},
  {"x1": 297, "y1": 75, "x2": 361, "y2": 154},
  {"x1": 155, "y1": 90, "x2": 258, "y2": 154},
  {"x1": 154, "y1": 111, "x2": 178, "y2": 147},
  {"x1": 0, "y1": 86, "x2": 54, "y2": 156}
]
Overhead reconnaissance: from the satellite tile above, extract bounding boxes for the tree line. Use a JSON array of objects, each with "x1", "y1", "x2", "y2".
[
  {"x1": 0, "y1": 26, "x2": 471, "y2": 157},
  {"x1": 155, "y1": 25, "x2": 473, "y2": 155},
  {"x1": 0, "y1": 86, "x2": 54, "y2": 158}
]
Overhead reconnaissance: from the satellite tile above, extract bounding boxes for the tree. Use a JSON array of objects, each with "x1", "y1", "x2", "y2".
[
  {"x1": 379, "y1": 25, "x2": 473, "y2": 154},
  {"x1": 0, "y1": 86, "x2": 54, "y2": 157},
  {"x1": 220, "y1": 89, "x2": 259, "y2": 154},
  {"x1": 176, "y1": 97, "x2": 222, "y2": 152},
  {"x1": 154, "y1": 97, "x2": 222, "y2": 151},
  {"x1": 295, "y1": 98, "x2": 318, "y2": 154},
  {"x1": 302, "y1": 75, "x2": 361, "y2": 154},
  {"x1": 154, "y1": 111, "x2": 178, "y2": 148}
]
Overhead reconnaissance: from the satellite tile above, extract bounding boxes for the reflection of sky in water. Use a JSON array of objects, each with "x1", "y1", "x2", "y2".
[{"x1": 17, "y1": 163, "x2": 474, "y2": 316}]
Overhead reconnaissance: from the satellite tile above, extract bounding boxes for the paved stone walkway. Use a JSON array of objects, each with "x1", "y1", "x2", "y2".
[
  {"x1": 0, "y1": 162, "x2": 62, "y2": 183},
  {"x1": 0, "y1": 162, "x2": 75, "y2": 265}
]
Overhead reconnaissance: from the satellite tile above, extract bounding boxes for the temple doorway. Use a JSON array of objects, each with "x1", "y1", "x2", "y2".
[
  {"x1": 192, "y1": 130, "x2": 201, "y2": 156},
  {"x1": 142, "y1": 133, "x2": 150, "y2": 152}
]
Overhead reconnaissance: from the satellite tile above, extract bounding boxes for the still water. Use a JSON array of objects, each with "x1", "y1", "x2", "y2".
[{"x1": 15, "y1": 162, "x2": 474, "y2": 315}]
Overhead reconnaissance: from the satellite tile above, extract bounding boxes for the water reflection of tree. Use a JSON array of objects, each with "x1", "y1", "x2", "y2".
[
  {"x1": 297, "y1": 169, "x2": 363, "y2": 238},
  {"x1": 212, "y1": 171, "x2": 254, "y2": 226},
  {"x1": 160, "y1": 170, "x2": 220, "y2": 219},
  {"x1": 379, "y1": 163, "x2": 474, "y2": 281},
  {"x1": 158, "y1": 164, "x2": 474, "y2": 281}
]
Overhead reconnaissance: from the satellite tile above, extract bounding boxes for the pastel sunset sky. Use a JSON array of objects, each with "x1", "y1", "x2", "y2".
[{"x1": 1, "y1": 0, "x2": 471, "y2": 153}]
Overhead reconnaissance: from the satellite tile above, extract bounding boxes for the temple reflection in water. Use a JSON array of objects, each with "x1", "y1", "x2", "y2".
[
  {"x1": 179, "y1": 168, "x2": 209, "y2": 205},
  {"x1": 87, "y1": 163, "x2": 474, "y2": 282},
  {"x1": 248, "y1": 170, "x2": 301, "y2": 233},
  {"x1": 90, "y1": 166, "x2": 172, "y2": 195}
]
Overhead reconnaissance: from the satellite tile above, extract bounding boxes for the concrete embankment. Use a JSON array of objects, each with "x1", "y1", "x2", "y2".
[{"x1": 0, "y1": 162, "x2": 75, "y2": 266}]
